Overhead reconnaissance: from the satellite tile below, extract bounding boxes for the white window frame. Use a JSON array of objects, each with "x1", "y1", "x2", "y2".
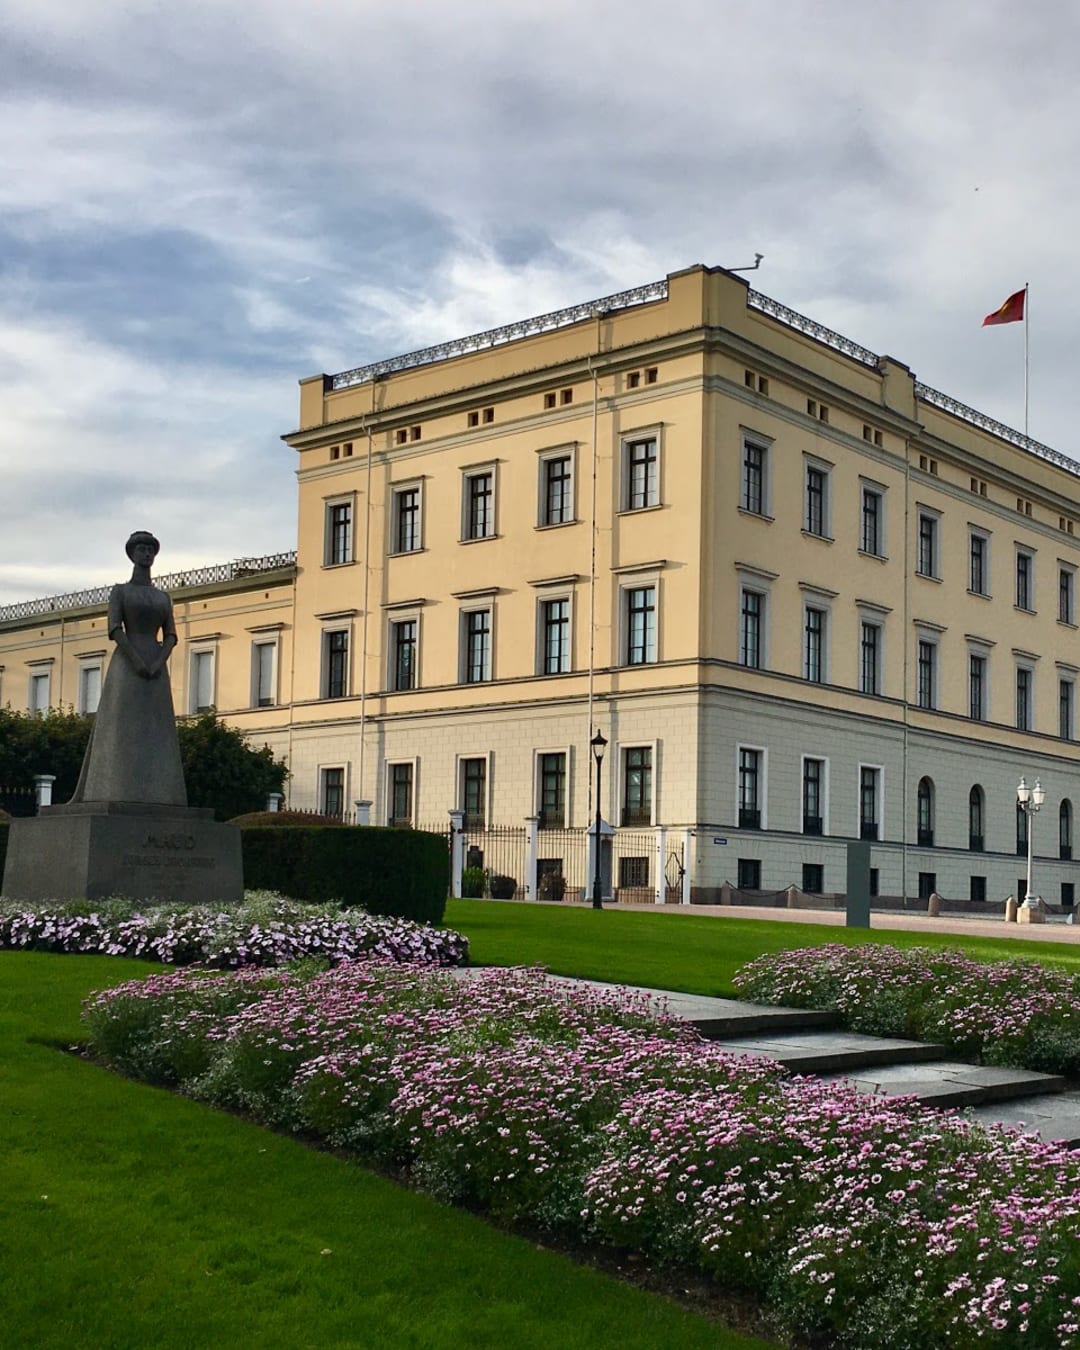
[
  {"x1": 735, "y1": 743, "x2": 768, "y2": 831},
  {"x1": 969, "y1": 527, "x2": 991, "y2": 597},
  {"x1": 967, "y1": 644, "x2": 991, "y2": 721},
  {"x1": 386, "y1": 757, "x2": 419, "y2": 827},
  {"x1": 916, "y1": 507, "x2": 941, "y2": 580},
  {"x1": 915, "y1": 633, "x2": 938, "y2": 711},
  {"x1": 534, "y1": 746, "x2": 572, "y2": 828},
  {"x1": 28, "y1": 663, "x2": 52, "y2": 715},
  {"x1": 859, "y1": 479, "x2": 887, "y2": 558},
  {"x1": 739, "y1": 430, "x2": 773, "y2": 518},
  {"x1": 318, "y1": 763, "x2": 348, "y2": 817},
  {"x1": 621, "y1": 579, "x2": 659, "y2": 666},
  {"x1": 387, "y1": 611, "x2": 421, "y2": 692},
  {"x1": 1015, "y1": 660, "x2": 1036, "y2": 731},
  {"x1": 1059, "y1": 672, "x2": 1076, "y2": 741},
  {"x1": 323, "y1": 493, "x2": 355, "y2": 567},
  {"x1": 536, "y1": 592, "x2": 573, "y2": 676},
  {"x1": 188, "y1": 645, "x2": 217, "y2": 714},
  {"x1": 457, "y1": 751, "x2": 493, "y2": 827},
  {"x1": 800, "y1": 753, "x2": 830, "y2": 835},
  {"x1": 250, "y1": 639, "x2": 278, "y2": 708},
  {"x1": 1059, "y1": 562, "x2": 1076, "y2": 626},
  {"x1": 76, "y1": 656, "x2": 104, "y2": 714},
  {"x1": 801, "y1": 593, "x2": 831, "y2": 684},
  {"x1": 1015, "y1": 545, "x2": 1036, "y2": 612},
  {"x1": 321, "y1": 626, "x2": 351, "y2": 700},
  {"x1": 537, "y1": 445, "x2": 576, "y2": 528},
  {"x1": 389, "y1": 480, "x2": 424, "y2": 555},
  {"x1": 617, "y1": 739, "x2": 658, "y2": 828},
  {"x1": 803, "y1": 455, "x2": 833, "y2": 539},
  {"x1": 461, "y1": 461, "x2": 498, "y2": 542},
  {"x1": 619, "y1": 426, "x2": 662, "y2": 512},
  {"x1": 460, "y1": 605, "x2": 494, "y2": 684},
  {"x1": 856, "y1": 605, "x2": 887, "y2": 697},
  {"x1": 858, "y1": 762, "x2": 884, "y2": 840}
]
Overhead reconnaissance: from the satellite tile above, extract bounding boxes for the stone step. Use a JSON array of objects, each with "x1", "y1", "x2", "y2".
[
  {"x1": 967, "y1": 1093, "x2": 1080, "y2": 1147},
  {"x1": 819, "y1": 1062, "x2": 1067, "y2": 1110},
  {"x1": 711, "y1": 1029, "x2": 948, "y2": 1074}
]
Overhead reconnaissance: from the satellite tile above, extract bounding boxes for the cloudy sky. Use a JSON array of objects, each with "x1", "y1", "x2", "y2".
[{"x1": 2, "y1": 0, "x2": 1077, "y2": 602}]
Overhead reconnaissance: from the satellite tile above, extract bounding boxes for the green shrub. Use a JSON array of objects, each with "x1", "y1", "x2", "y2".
[
  {"x1": 0, "y1": 820, "x2": 7, "y2": 881},
  {"x1": 240, "y1": 826, "x2": 449, "y2": 925},
  {"x1": 460, "y1": 866, "x2": 486, "y2": 899}
]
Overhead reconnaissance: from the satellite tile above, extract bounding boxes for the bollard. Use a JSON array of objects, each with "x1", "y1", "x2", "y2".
[
  {"x1": 927, "y1": 891, "x2": 941, "y2": 917},
  {"x1": 785, "y1": 884, "x2": 800, "y2": 909},
  {"x1": 1005, "y1": 895, "x2": 1018, "y2": 923}
]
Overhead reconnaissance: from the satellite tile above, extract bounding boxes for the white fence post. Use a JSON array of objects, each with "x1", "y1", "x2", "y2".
[
  {"x1": 525, "y1": 815, "x2": 539, "y2": 899},
  {"x1": 354, "y1": 799, "x2": 372, "y2": 827},
  {"x1": 682, "y1": 829, "x2": 693, "y2": 905},
  {"x1": 34, "y1": 774, "x2": 56, "y2": 810},
  {"x1": 267, "y1": 791, "x2": 283, "y2": 813},
  {"x1": 655, "y1": 827, "x2": 667, "y2": 904},
  {"x1": 449, "y1": 809, "x2": 465, "y2": 897}
]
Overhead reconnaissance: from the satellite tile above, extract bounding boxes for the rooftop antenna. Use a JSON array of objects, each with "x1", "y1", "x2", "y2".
[{"x1": 728, "y1": 253, "x2": 764, "y2": 273}]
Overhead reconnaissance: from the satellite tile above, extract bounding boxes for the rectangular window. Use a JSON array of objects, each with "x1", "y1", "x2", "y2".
[
  {"x1": 541, "y1": 454, "x2": 573, "y2": 526},
  {"x1": 29, "y1": 670, "x2": 50, "y2": 714},
  {"x1": 1060, "y1": 567, "x2": 1075, "y2": 624},
  {"x1": 1016, "y1": 550, "x2": 1033, "y2": 610},
  {"x1": 970, "y1": 532, "x2": 988, "y2": 595},
  {"x1": 738, "y1": 748, "x2": 762, "y2": 829},
  {"x1": 740, "y1": 589, "x2": 764, "y2": 669},
  {"x1": 860, "y1": 622, "x2": 880, "y2": 696},
  {"x1": 538, "y1": 752, "x2": 566, "y2": 828},
  {"x1": 391, "y1": 619, "x2": 417, "y2": 691},
  {"x1": 461, "y1": 758, "x2": 486, "y2": 828},
  {"x1": 859, "y1": 766, "x2": 880, "y2": 840},
  {"x1": 321, "y1": 767, "x2": 344, "y2": 818},
  {"x1": 1061, "y1": 679, "x2": 1075, "y2": 740},
  {"x1": 619, "y1": 856, "x2": 650, "y2": 888},
  {"x1": 737, "y1": 858, "x2": 761, "y2": 890},
  {"x1": 78, "y1": 663, "x2": 102, "y2": 715},
  {"x1": 253, "y1": 642, "x2": 276, "y2": 707},
  {"x1": 804, "y1": 606, "x2": 825, "y2": 683},
  {"x1": 190, "y1": 650, "x2": 214, "y2": 713},
  {"x1": 1016, "y1": 667, "x2": 1032, "y2": 730},
  {"x1": 802, "y1": 757, "x2": 824, "y2": 835},
  {"x1": 388, "y1": 763, "x2": 413, "y2": 827},
  {"x1": 464, "y1": 609, "x2": 492, "y2": 683},
  {"x1": 541, "y1": 598, "x2": 571, "y2": 675},
  {"x1": 465, "y1": 471, "x2": 495, "y2": 540},
  {"x1": 917, "y1": 513, "x2": 938, "y2": 578},
  {"x1": 805, "y1": 464, "x2": 828, "y2": 537},
  {"x1": 622, "y1": 746, "x2": 652, "y2": 826},
  {"x1": 324, "y1": 630, "x2": 348, "y2": 699},
  {"x1": 325, "y1": 501, "x2": 353, "y2": 566},
  {"x1": 625, "y1": 586, "x2": 657, "y2": 665},
  {"x1": 625, "y1": 436, "x2": 659, "y2": 510},
  {"x1": 802, "y1": 863, "x2": 824, "y2": 894},
  {"x1": 970, "y1": 876, "x2": 987, "y2": 903},
  {"x1": 861, "y1": 487, "x2": 882, "y2": 556},
  {"x1": 916, "y1": 640, "x2": 936, "y2": 710},
  {"x1": 969, "y1": 654, "x2": 986, "y2": 720},
  {"x1": 392, "y1": 486, "x2": 421, "y2": 554},
  {"x1": 741, "y1": 439, "x2": 767, "y2": 515},
  {"x1": 918, "y1": 872, "x2": 937, "y2": 901}
]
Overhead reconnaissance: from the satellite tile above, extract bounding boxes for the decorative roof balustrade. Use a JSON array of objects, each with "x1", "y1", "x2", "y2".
[{"x1": 0, "y1": 551, "x2": 297, "y2": 623}]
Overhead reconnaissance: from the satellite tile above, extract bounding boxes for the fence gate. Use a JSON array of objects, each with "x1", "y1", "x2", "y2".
[{"x1": 664, "y1": 839, "x2": 686, "y2": 904}]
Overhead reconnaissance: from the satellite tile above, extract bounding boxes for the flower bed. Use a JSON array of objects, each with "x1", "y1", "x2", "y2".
[
  {"x1": 83, "y1": 961, "x2": 1080, "y2": 1347},
  {"x1": 0, "y1": 892, "x2": 468, "y2": 969},
  {"x1": 734, "y1": 943, "x2": 1080, "y2": 1077}
]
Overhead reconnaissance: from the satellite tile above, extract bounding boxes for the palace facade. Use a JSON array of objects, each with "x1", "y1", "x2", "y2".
[{"x1": 4, "y1": 264, "x2": 1080, "y2": 905}]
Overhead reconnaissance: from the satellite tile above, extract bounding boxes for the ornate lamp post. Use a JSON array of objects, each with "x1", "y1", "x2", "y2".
[
  {"x1": 1017, "y1": 776, "x2": 1046, "y2": 909},
  {"x1": 591, "y1": 729, "x2": 607, "y2": 910}
]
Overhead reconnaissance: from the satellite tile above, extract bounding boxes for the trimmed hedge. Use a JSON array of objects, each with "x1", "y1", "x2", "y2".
[
  {"x1": 240, "y1": 826, "x2": 449, "y2": 925},
  {"x1": 229, "y1": 810, "x2": 347, "y2": 828}
]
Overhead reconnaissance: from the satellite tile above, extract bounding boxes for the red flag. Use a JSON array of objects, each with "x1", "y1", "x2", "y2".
[{"x1": 983, "y1": 288, "x2": 1026, "y2": 326}]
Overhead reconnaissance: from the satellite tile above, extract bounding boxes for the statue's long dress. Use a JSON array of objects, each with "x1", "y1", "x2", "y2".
[{"x1": 69, "y1": 582, "x2": 187, "y2": 806}]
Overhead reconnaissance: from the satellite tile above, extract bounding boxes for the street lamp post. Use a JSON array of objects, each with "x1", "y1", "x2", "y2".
[
  {"x1": 1017, "y1": 776, "x2": 1046, "y2": 909},
  {"x1": 591, "y1": 730, "x2": 607, "y2": 909}
]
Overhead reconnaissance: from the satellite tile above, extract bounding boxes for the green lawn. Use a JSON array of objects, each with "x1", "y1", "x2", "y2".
[
  {"x1": 446, "y1": 898, "x2": 1080, "y2": 994},
  {"x1": 1, "y1": 950, "x2": 772, "y2": 1350}
]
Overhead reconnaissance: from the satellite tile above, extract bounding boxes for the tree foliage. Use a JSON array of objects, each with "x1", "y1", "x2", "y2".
[{"x1": 0, "y1": 707, "x2": 287, "y2": 822}]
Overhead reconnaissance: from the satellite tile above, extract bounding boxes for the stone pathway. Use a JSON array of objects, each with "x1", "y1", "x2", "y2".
[{"x1": 454, "y1": 969, "x2": 1080, "y2": 1146}]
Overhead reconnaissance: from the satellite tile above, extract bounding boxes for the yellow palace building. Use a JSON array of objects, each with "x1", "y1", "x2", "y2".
[{"x1": 4, "y1": 264, "x2": 1080, "y2": 907}]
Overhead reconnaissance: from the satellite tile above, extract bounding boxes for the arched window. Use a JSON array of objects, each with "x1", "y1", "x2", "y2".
[
  {"x1": 1061, "y1": 799, "x2": 1073, "y2": 860},
  {"x1": 917, "y1": 776, "x2": 934, "y2": 847},
  {"x1": 969, "y1": 785, "x2": 984, "y2": 852},
  {"x1": 1017, "y1": 802, "x2": 1028, "y2": 856}
]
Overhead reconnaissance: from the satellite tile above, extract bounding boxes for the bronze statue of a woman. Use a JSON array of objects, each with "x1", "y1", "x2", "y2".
[{"x1": 69, "y1": 531, "x2": 188, "y2": 806}]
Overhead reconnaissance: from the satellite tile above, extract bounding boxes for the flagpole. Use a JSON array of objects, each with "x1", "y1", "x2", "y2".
[{"x1": 1024, "y1": 282, "x2": 1029, "y2": 439}]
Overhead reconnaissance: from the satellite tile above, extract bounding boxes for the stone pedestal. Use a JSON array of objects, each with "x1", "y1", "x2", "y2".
[
  {"x1": 1, "y1": 801, "x2": 244, "y2": 906},
  {"x1": 1017, "y1": 901, "x2": 1046, "y2": 925}
]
